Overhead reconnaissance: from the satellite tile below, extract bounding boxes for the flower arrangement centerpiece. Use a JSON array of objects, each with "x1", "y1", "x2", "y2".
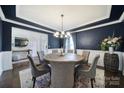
[{"x1": 101, "y1": 33, "x2": 122, "y2": 51}]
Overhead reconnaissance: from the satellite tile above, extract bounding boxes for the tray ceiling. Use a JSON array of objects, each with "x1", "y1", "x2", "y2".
[{"x1": 16, "y1": 5, "x2": 111, "y2": 31}]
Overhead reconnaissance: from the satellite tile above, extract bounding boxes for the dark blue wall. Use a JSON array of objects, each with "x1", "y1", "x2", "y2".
[
  {"x1": 48, "y1": 33, "x2": 60, "y2": 48},
  {"x1": 0, "y1": 18, "x2": 2, "y2": 51},
  {"x1": 73, "y1": 22, "x2": 124, "y2": 51},
  {"x1": 2, "y1": 21, "x2": 12, "y2": 51}
]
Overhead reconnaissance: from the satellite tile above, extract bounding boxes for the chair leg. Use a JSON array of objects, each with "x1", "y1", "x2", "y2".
[
  {"x1": 48, "y1": 71, "x2": 51, "y2": 87},
  {"x1": 32, "y1": 77, "x2": 36, "y2": 88},
  {"x1": 93, "y1": 78, "x2": 96, "y2": 83},
  {"x1": 91, "y1": 78, "x2": 94, "y2": 88},
  {"x1": 74, "y1": 71, "x2": 79, "y2": 82}
]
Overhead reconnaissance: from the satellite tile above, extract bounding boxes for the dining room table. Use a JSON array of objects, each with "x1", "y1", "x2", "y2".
[{"x1": 44, "y1": 53, "x2": 84, "y2": 88}]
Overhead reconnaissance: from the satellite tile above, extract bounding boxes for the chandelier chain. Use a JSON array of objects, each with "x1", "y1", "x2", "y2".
[
  {"x1": 54, "y1": 14, "x2": 70, "y2": 38},
  {"x1": 61, "y1": 14, "x2": 64, "y2": 31}
]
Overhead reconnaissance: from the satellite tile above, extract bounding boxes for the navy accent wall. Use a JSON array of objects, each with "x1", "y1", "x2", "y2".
[
  {"x1": 2, "y1": 21, "x2": 12, "y2": 51},
  {"x1": 0, "y1": 18, "x2": 2, "y2": 51},
  {"x1": 48, "y1": 33, "x2": 60, "y2": 48},
  {"x1": 1, "y1": 5, "x2": 16, "y2": 18},
  {"x1": 73, "y1": 22, "x2": 124, "y2": 51}
]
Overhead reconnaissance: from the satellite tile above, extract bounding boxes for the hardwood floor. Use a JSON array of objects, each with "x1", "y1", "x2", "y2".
[
  {"x1": 0, "y1": 62, "x2": 30, "y2": 88},
  {"x1": 0, "y1": 62, "x2": 124, "y2": 88}
]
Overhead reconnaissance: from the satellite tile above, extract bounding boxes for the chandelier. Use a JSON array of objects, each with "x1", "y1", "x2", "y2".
[{"x1": 54, "y1": 14, "x2": 71, "y2": 38}]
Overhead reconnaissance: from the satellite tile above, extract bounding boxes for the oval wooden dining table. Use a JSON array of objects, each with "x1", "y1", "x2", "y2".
[{"x1": 44, "y1": 53, "x2": 83, "y2": 88}]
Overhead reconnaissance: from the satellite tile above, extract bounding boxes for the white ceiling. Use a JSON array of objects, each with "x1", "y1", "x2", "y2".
[{"x1": 16, "y1": 5, "x2": 111, "y2": 31}]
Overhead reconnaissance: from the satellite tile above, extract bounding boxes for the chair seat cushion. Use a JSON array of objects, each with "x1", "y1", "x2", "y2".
[
  {"x1": 75, "y1": 64, "x2": 89, "y2": 71},
  {"x1": 36, "y1": 64, "x2": 50, "y2": 71}
]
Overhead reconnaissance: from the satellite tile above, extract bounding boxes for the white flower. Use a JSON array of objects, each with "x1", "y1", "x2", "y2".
[
  {"x1": 102, "y1": 42, "x2": 106, "y2": 45},
  {"x1": 104, "y1": 38, "x2": 108, "y2": 42},
  {"x1": 101, "y1": 35, "x2": 122, "y2": 49},
  {"x1": 112, "y1": 38, "x2": 118, "y2": 43},
  {"x1": 107, "y1": 41, "x2": 112, "y2": 44}
]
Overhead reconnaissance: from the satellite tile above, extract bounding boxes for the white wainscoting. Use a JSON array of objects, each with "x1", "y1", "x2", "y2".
[
  {"x1": 1, "y1": 51, "x2": 12, "y2": 71},
  {"x1": 0, "y1": 51, "x2": 12, "y2": 76},
  {"x1": 47, "y1": 48, "x2": 62, "y2": 54},
  {"x1": 77, "y1": 49, "x2": 105, "y2": 67}
]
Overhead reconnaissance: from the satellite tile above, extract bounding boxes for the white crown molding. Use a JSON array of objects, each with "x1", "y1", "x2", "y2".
[
  {"x1": 0, "y1": 7, "x2": 54, "y2": 33},
  {"x1": 71, "y1": 12, "x2": 124, "y2": 33}
]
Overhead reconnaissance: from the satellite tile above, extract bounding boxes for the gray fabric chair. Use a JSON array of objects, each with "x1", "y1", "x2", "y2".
[
  {"x1": 37, "y1": 50, "x2": 51, "y2": 67},
  {"x1": 52, "y1": 50, "x2": 58, "y2": 53},
  {"x1": 27, "y1": 54, "x2": 51, "y2": 88},
  {"x1": 82, "y1": 51, "x2": 90, "y2": 64},
  {"x1": 37, "y1": 51, "x2": 45, "y2": 64},
  {"x1": 67, "y1": 49, "x2": 74, "y2": 53},
  {"x1": 76, "y1": 55, "x2": 100, "y2": 88},
  {"x1": 76, "y1": 51, "x2": 90, "y2": 69}
]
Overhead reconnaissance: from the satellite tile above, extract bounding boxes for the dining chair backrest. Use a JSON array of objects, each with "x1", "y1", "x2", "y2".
[
  {"x1": 27, "y1": 54, "x2": 50, "y2": 87},
  {"x1": 82, "y1": 51, "x2": 90, "y2": 63},
  {"x1": 89, "y1": 55, "x2": 100, "y2": 77},
  {"x1": 67, "y1": 49, "x2": 74, "y2": 53},
  {"x1": 52, "y1": 50, "x2": 58, "y2": 53},
  {"x1": 37, "y1": 51, "x2": 44, "y2": 62},
  {"x1": 27, "y1": 55, "x2": 38, "y2": 73}
]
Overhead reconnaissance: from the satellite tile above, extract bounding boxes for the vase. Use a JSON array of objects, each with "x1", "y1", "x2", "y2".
[{"x1": 109, "y1": 47, "x2": 114, "y2": 54}]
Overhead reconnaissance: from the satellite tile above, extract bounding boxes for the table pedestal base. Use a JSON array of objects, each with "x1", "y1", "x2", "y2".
[{"x1": 50, "y1": 62, "x2": 75, "y2": 88}]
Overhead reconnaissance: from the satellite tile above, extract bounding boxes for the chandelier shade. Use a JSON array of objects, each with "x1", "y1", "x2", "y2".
[
  {"x1": 54, "y1": 31, "x2": 71, "y2": 38},
  {"x1": 54, "y1": 14, "x2": 71, "y2": 38}
]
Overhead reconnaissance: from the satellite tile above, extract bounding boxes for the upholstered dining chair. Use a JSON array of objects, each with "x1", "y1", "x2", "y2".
[
  {"x1": 52, "y1": 49, "x2": 58, "y2": 53},
  {"x1": 82, "y1": 51, "x2": 90, "y2": 64},
  {"x1": 27, "y1": 54, "x2": 51, "y2": 88},
  {"x1": 37, "y1": 51, "x2": 51, "y2": 67},
  {"x1": 67, "y1": 49, "x2": 74, "y2": 53},
  {"x1": 37, "y1": 51, "x2": 45, "y2": 64},
  {"x1": 75, "y1": 55, "x2": 100, "y2": 88},
  {"x1": 75, "y1": 51, "x2": 90, "y2": 70}
]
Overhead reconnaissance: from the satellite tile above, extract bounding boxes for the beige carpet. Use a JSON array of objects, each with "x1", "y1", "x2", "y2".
[{"x1": 19, "y1": 68, "x2": 105, "y2": 88}]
